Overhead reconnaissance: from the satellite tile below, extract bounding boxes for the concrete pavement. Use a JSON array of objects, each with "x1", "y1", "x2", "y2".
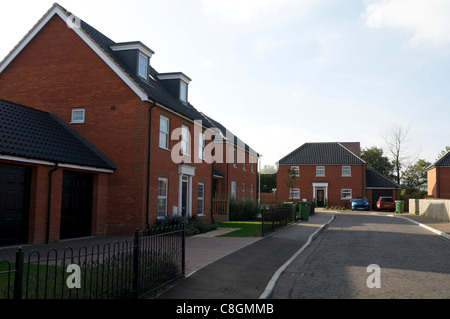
[
  {"x1": 158, "y1": 212, "x2": 335, "y2": 299},
  {"x1": 2, "y1": 209, "x2": 449, "y2": 300}
]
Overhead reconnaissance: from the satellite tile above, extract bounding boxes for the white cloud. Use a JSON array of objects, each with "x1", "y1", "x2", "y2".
[{"x1": 364, "y1": 0, "x2": 450, "y2": 46}]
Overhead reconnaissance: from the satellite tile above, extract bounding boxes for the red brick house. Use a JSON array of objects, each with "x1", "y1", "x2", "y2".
[
  {"x1": 0, "y1": 3, "x2": 259, "y2": 244},
  {"x1": 277, "y1": 142, "x2": 400, "y2": 209},
  {"x1": 427, "y1": 150, "x2": 450, "y2": 199}
]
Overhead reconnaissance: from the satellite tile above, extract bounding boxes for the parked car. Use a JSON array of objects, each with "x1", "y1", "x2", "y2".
[
  {"x1": 376, "y1": 196, "x2": 395, "y2": 212},
  {"x1": 351, "y1": 196, "x2": 370, "y2": 211}
]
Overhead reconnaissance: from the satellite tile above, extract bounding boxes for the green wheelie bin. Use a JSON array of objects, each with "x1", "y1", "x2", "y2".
[
  {"x1": 395, "y1": 200, "x2": 404, "y2": 213},
  {"x1": 298, "y1": 202, "x2": 310, "y2": 221}
]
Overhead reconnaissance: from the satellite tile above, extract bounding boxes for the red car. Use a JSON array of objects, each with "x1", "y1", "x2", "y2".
[{"x1": 376, "y1": 196, "x2": 395, "y2": 212}]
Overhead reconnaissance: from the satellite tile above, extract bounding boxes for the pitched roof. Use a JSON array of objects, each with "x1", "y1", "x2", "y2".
[
  {"x1": 365, "y1": 168, "x2": 400, "y2": 189},
  {"x1": 277, "y1": 142, "x2": 365, "y2": 165},
  {"x1": 57, "y1": 4, "x2": 213, "y2": 128},
  {"x1": 0, "y1": 98, "x2": 116, "y2": 170},
  {"x1": 201, "y1": 112, "x2": 259, "y2": 156},
  {"x1": 0, "y1": 3, "x2": 259, "y2": 155},
  {"x1": 428, "y1": 149, "x2": 450, "y2": 169}
]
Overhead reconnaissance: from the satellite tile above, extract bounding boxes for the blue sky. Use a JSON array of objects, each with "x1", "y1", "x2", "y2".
[{"x1": 1, "y1": 0, "x2": 449, "y2": 169}]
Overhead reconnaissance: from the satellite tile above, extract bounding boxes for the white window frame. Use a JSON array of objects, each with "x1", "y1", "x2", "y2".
[
  {"x1": 242, "y1": 182, "x2": 245, "y2": 198},
  {"x1": 138, "y1": 53, "x2": 148, "y2": 79},
  {"x1": 70, "y1": 108, "x2": 85, "y2": 124},
  {"x1": 250, "y1": 156, "x2": 254, "y2": 173},
  {"x1": 290, "y1": 188, "x2": 300, "y2": 199},
  {"x1": 180, "y1": 81, "x2": 188, "y2": 103},
  {"x1": 157, "y1": 178, "x2": 168, "y2": 218},
  {"x1": 243, "y1": 153, "x2": 246, "y2": 170},
  {"x1": 198, "y1": 132, "x2": 205, "y2": 160},
  {"x1": 316, "y1": 166, "x2": 325, "y2": 177},
  {"x1": 159, "y1": 116, "x2": 170, "y2": 149},
  {"x1": 341, "y1": 188, "x2": 352, "y2": 199},
  {"x1": 291, "y1": 166, "x2": 300, "y2": 176},
  {"x1": 342, "y1": 166, "x2": 351, "y2": 176},
  {"x1": 233, "y1": 148, "x2": 237, "y2": 168},
  {"x1": 231, "y1": 181, "x2": 237, "y2": 199},
  {"x1": 181, "y1": 125, "x2": 190, "y2": 155},
  {"x1": 197, "y1": 183, "x2": 205, "y2": 216}
]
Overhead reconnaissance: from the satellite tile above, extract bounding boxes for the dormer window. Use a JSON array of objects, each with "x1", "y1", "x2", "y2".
[
  {"x1": 138, "y1": 53, "x2": 148, "y2": 79},
  {"x1": 157, "y1": 72, "x2": 192, "y2": 103},
  {"x1": 110, "y1": 41, "x2": 154, "y2": 80}
]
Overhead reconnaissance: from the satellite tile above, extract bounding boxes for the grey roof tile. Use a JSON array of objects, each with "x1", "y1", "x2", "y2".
[
  {"x1": 0, "y1": 98, "x2": 116, "y2": 170},
  {"x1": 59, "y1": 5, "x2": 212, "y2": 127},
  {"x1": 365, "y1": 168, "x2": 400, "y2": 188},
  {"x1": 278, "y1": 142, "x2": 365, "y2": 165}
]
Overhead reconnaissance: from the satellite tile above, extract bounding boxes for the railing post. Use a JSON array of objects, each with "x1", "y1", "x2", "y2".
[
  {"x1": 132, "y1": 228, "x2": 140, "y2": 299},
  {"x1": 13, "y1": 247, "x2": 24, "y2": 300},
  {"x1": 182, "y1": 223, "x2": 185, "y2": 277}
]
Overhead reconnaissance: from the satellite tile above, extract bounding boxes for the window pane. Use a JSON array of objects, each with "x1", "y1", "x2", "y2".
[
  {"x1": 180, "y1": 82, "x2": 187, "y2": 102},
  {"x1": 158, "y1": 180, "x2": 167, "y2": 196},
  {"x1": 198, "y1": 184, "x2": 204, "y2": 197},
  {"x1": 160, "y1": 117, "x2": 169, "y2": 132},
  {"x1": 138, "y1": 54, "x2": 147, "y2": 78},
  {"x1": 342, "y1": 166, "x2": 351, "y2": 176}
]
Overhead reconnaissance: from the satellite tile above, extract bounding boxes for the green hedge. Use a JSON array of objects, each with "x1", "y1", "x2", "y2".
[{"x1": 229, "y1": 198, "x2": 259, "y2": 221}]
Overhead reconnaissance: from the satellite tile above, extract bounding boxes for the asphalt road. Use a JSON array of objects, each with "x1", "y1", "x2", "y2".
[{"x1": 271, "y1": 212, "x2": 450, "y2": 299}]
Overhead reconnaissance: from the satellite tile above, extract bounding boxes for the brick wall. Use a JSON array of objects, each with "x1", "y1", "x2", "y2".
[
  {"x1": 0, "y1": 16, "x2": 157, "y2": 235},
  {"x1": 428, "y1": 167, "x2": 450, "y2": 199},
  {"x1": 277, "y1": 164, "x2": 366, "y2": 207},
  {"x1": 0, "y1": 12, "x2": 258, "y2": 239}
]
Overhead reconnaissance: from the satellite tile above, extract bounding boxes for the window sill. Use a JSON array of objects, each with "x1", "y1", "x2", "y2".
[{"x1": 159, "y1": 146, "x2": 171, "y2": 151}]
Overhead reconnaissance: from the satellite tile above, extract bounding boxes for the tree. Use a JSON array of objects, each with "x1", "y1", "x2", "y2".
[
  {"x1": 261, "y1": 164, "x2": 277, "y2": 174},
  {"x1": 436, "y1": 146, "x2": 450, "y2": 161},
  {"x1": 361, "y1": 146, "x2": 394, "y2": 180},
  {"x1": 402, "y1": 159, "x2": 431, "y2": 198},
  {"x1": 259, "y1": 173, "x2": 276, "y2": 193},
  {"x1": 284, "y1": 168, "x2": 297, "y2": 200},
  {"x1": 382, "y1": 124, "x2": 418, "y2": 185}
]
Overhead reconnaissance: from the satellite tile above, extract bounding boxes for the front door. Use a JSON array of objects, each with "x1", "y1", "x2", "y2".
[
  {"x1": 0, "y1": 163, "x2": 30, "y2": 246},
  {"x1": 181, "y1": 176, "x2": 188, "y2": 216},
  {"x1": 316, "y1": 189, "x2": 325, "y2": 207},
  {"x1": 60, "y1": 171, "x2": 93, "y2": 239}
]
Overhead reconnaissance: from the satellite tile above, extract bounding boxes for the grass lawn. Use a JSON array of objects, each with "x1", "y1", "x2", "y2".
[{"x1": 216, "y1": 221, "x2": 261, "y2": 237}]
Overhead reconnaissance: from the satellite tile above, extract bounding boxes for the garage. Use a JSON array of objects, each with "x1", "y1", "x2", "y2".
[
  {"x1": 366, "y1": 168, "x2": 400, "y2": 210},
  {"x1": 60, "y1": 170, "x2": 94, "y2": 239},
  {"x1": 371, "y1": 189, "x2": 394, "y2": 209},
  {"x1": 0, "y1": 163, "x2": 30, "y2": 246}
]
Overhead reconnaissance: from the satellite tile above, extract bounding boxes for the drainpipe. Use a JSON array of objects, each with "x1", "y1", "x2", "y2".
[
  {"x1": 46, "y1": 163, "x2": 59, "y2": 244},
  {"x1": 146, "y1": 99, "x2": 157, "y2": 230}
]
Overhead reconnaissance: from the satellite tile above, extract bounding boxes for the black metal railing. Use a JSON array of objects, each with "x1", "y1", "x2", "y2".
[
  {"x1": 261, "y1": 204, "x2": 297, "y2": 236},
  {"x1": 0, "y1": 224, "x2": 184, "y2": 299}
]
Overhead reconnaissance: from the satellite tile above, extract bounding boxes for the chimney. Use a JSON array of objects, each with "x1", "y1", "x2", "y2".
[{"x1": 340, "y1": 142, "x2": 361, "y2": 157}]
